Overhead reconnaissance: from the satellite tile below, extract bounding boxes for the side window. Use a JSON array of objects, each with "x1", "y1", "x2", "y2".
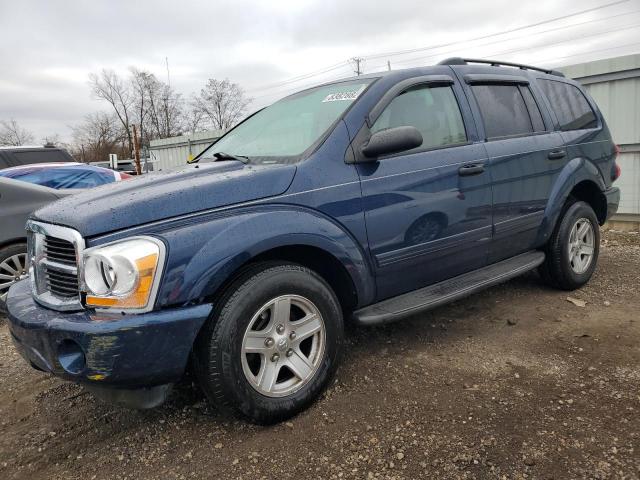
[
  {"x1": 520, "y1": 87, "x2": 545, "y2": 132},
  {"x1": 13, "y1": 150, "x2": 69, "y2": 165},
  {"x1": 471, "y1": 84, "x2": 542, "y2": 139},
  {"x1": 371, "y1": 85, "x2": 467, "y2": 151},
  {"x1": 538, "y1": 80, "x2": 597, "y2": 131}
]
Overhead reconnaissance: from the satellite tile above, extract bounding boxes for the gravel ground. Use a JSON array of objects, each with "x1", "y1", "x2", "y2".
[{"x1": 1, "y1": 229, "x2": 639, "y2": 480}]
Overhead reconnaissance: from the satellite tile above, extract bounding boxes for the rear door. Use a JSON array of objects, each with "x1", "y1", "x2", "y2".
[
  {"x1": 355, "y1": 76, "x2": 493, "y2": 300},
  {"x1": 459, "y1": 73, "x2": 566, "y2": 263}
]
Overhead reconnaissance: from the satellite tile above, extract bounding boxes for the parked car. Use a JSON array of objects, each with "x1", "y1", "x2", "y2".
[
  {"x1": 0, "y1": 162, "x2": 131, "y2": 189},
  {"x1": 6, "y1": 58, "x2": 620, "y2": 423},
  {"x1": 91, "y1": 159, "x2": 154, "y2": 175},
  {"x1": 0, "y1": 145, "x2": 74, "y2": 170},
  {"x1": 0, "y1": 178, "x2": 76, "y2": 311}
]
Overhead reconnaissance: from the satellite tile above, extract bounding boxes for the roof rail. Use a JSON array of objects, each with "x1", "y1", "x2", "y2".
[{"x1": 438, "y1": 57, "x2": 565, "y2": 77}]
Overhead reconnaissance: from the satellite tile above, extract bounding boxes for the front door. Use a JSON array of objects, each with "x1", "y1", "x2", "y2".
[{"x1": 356, "y1": 82, "x2": 493, "y2": 300}]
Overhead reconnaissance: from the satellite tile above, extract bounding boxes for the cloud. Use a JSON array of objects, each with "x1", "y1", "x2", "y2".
[{"x1": 0, "y1": 0, "x2": 638, "y2": 142}]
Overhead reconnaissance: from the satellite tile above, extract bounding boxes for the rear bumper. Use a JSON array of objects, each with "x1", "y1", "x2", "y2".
[
  {"x1": 6, "y1": 279, "x2": 211, "y2": 388},
  {"x1": 603, "y1": 186, "x2": 620, "y2": 222}
]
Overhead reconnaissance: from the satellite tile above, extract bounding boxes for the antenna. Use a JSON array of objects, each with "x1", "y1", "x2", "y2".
[{"x1": 166, "y1": 56, "x2": 171, "y2": 87}]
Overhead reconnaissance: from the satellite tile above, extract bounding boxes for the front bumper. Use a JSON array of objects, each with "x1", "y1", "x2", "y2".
[
  {"x1": 6, "y1": 279, "x2": 212, "y2": 388},
  {"x1": 603, "y1": 186, "x2": 620, "y2": 221}
]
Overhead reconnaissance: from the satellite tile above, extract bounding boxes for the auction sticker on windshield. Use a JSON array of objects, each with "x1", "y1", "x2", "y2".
[{"x1": 322, "y1": 85, "x2": 366, "y2": 102}]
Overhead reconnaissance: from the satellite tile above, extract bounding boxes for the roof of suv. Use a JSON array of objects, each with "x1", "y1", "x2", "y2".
[
  {"x1": 0, "y1": 145, "x2": 64, "y2": 151},
  {"x1": 324, "y1": 57, "x2": 566, "y2": 85}
]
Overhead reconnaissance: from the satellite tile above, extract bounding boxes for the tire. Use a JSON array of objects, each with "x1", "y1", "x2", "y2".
[
  {"x1": 539, "y1": 200, "x2": 600, "y2": 290},
  {"x1": 193, "y1": 262, "x2": 343, "y2": 424},
  {"x1": 0, "y1": 243, "x2": 28, "y2": 313}
]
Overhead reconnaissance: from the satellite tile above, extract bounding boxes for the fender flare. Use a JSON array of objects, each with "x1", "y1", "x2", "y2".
[
  {"x1": 537, "y1": 157, "x2": 605, "y2": 244},
  {"x1": 155, "y1": 205, "x2": 375, "y2": 309}
]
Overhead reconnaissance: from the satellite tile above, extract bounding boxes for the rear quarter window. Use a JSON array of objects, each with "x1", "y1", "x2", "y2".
[{"x1": 538, "y1": 80, "x2": 598, "y2": 131}]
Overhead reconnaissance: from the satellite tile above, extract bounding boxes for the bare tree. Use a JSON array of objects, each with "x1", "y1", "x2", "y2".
[
  {"x1": 71, "y1": 112, "x2": 127, "y2": 163},
  {"x1": 89, "y1": 69, "x2": 134, "y2": 154},
  {"x1": 193, "y1": 78, "x2": 251, "y2": 131},
  {"x1": 92, "y1": 67, "x2": 185, "y2": 148},
  {"x1": 182, "y1": 102, "x2": 207, "y2": 134},
  {"x1": 138, "y1": 71, "x2": 184, "y2": 139},
  {"x1": 0, "y1": 119, "x2": 36, "y2": 146}
]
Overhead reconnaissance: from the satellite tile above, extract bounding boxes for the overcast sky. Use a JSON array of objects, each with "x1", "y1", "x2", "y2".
[{"x1": 0, "y1": 0, "x2": 638, "y2": 143}]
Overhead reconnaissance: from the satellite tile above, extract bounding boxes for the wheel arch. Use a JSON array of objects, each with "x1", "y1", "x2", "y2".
[
  {"x1": 569, "y1": 180, "x2": 607, "y2": 225},
  {"x1": 538, "y1": 158, "x2": 608, "y2": 245},
  {"x1": 0, "y1": 237, "x2": 27, "y2": 251},
  {"x1": 154, "y1": 206, "x2": 376, "y2": 312}
]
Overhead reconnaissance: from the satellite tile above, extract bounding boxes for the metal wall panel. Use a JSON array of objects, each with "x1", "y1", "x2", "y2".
[
  {"x1": 148, "y1": 130, "x2": 222, "y2": 171},
  {"x1": 617, "y1": 152, "x2": 640, "y2": 215},
  {"x1": 583, "y1": 78, "x2": 640, "y2": 146}
]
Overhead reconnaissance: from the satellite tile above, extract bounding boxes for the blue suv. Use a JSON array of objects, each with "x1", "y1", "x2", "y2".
[{"x1": 6, "y1": 58, "x2": 620, "y2": 423}]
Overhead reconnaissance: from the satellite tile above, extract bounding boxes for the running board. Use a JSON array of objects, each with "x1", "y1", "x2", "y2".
[{"x1": 353, "y1": 251, "x2": 545, "y2": 326}]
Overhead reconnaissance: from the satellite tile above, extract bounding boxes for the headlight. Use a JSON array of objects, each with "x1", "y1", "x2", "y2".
[{"x1": 81, "y1": 237, "x2": 165, "y2": 312}]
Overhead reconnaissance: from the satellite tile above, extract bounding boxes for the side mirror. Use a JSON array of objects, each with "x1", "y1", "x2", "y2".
[{"x1": 360, "y1": 126, "x2": 423, "y2": 160}]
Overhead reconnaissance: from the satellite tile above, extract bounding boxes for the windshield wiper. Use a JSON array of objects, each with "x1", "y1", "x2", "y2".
[{"x1": 213, "y1": 152, "x2": 249, "y2": 163}]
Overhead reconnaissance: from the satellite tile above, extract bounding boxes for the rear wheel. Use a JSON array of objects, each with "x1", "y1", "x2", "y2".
[
  {"x1": 0, "y1": 243, "x2": 28, "y2": 313},
  {"x1": 539, "y1": 200, "x2": 600, "y2": 290},
  {"x1": 194, "y1": 262, "x2": 343, "y2": 424}
]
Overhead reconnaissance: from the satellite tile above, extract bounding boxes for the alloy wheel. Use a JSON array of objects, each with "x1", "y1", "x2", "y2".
[
  {"x1": 240, "y1": 294, "x2": 325, "y2": 398},
  {"x1": 568, "y1": 218, "x2": 595, "y2": 274},
  {"x1": 0, "y1": 253, "x2": 28, "y2": 304}
]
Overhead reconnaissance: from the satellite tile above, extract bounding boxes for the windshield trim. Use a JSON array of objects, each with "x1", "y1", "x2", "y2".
[{"x1": 194, "y1": 76, "x2": 380, "y2": 165}]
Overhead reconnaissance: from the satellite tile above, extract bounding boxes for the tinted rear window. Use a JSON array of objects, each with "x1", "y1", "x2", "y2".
[
  {"x1": 520, "y1": 87, "x2": 545, "y2": 132},
  {"x1": 471, "y1": 84, "x2": 542, "y2": 139},
  {"x1": 538, "y1": 80, "x2": 597, "y2": 131},
  {"x1": 12, "y1": 150, "x2": 70, "y2": 165}
]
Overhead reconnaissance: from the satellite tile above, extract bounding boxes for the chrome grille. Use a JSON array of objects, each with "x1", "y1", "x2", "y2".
[
  {"x1": 26, "y1": 221, "x2": 85, "y2": 311},
  {"x1": 44, "y1": 236, "x2": 76, "y2": 265},
  {"x1": 45, "y1": 268, "x2": 79, "y2": 297}
]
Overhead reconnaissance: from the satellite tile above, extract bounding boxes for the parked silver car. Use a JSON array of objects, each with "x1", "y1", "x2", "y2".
[{"x1": 0, "y1": 178, "x2": 76, "y2": 311}]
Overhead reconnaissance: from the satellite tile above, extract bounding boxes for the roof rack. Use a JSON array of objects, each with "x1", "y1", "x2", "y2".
[{"x1": 438, "y1": 57, "x2": 564, "y2": 77}]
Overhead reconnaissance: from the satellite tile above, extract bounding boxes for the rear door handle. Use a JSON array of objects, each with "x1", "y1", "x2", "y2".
[
  {"x1": 548, "y1": 149, "x2": 567, "y2": 160},
  {"x1": 458, "y1": 163, "x2": 485, "y2": 176}
]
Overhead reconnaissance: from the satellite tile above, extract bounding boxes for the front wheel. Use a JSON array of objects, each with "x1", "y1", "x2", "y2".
[
  {"x1": 539, "y1": 200, "x2": 600, "y2": 290},
  {"x1": 194, "y1": 262, "x2": 343, "y2": 424},
  {"x1": 0, "y1": 243, "x2": 28, "y2": 313}
]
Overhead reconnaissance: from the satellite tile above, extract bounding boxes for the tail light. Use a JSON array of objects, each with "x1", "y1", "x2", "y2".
[{"x1": 612, "y1": 144, "x2": 621, "y2": 182}]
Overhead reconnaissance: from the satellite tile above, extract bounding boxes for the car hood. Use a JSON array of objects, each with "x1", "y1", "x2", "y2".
[{"x1": 32, "y1": 161, "x2": 296, "y2": 237}]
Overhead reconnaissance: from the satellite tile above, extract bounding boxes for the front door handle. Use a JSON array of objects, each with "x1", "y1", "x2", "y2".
[
  {"x1": 458, "y1": 163, "x2": 485, "y2": 176},
  {"x1": 548, "y1": 149, "x2": 567, "y2": 160}
]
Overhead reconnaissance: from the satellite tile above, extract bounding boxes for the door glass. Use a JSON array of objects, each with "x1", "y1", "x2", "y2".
[
  {"x1": 371, "y1": 85, "x2": 467, "y2": 151},
  {"x1": 520, "y1": 87, "x2": 545, "y2": 132},
  {"x1": 471, "y1": 84, "x2": 535, "y2": 139}
]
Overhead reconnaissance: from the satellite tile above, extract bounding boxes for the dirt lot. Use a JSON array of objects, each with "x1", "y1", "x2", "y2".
[{"x1": 1, "y1": 230, "x2": 639, "y2": 480}]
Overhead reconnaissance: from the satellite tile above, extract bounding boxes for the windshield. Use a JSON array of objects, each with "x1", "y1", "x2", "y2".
[{"x1": 199, "y1": 78, "x2": 373, "y2": 164}]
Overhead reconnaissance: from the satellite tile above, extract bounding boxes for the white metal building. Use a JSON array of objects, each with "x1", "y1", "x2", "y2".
[
  {"x1": 560, "y1": 54, "x2": 640, "y2": 228},
  {"x1": 148, "y1": 130, "x2": 223, "y2": 171}
]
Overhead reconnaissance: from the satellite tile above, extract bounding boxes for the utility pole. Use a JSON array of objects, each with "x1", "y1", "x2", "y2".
[
  {"x1": 165, "y1": 56, "x2": 171, "y2": 87},
  {"x1": 132, "y1": 124, "x2": 142, "y2": 175},
  {"x1": 387, "y1": 60, "x2": 391, "y2": 71},
  {"x1": 350, "y1": 57, "x2": 364, "y2": 76}
]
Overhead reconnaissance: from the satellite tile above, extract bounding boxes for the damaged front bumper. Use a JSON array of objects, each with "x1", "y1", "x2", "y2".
[{"x1": 6, "y1": 279, "x2": 212, "y2": 408}]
